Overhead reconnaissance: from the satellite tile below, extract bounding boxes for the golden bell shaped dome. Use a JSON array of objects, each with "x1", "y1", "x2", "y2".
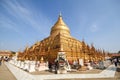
[{"x1": 50, "y1": 14, "x2": 70, "y2": 37}]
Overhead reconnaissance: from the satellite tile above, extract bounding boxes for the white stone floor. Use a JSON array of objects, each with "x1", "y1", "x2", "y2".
[{"x1": 5, "y1": 62, "x2": 117, "y2": 80}]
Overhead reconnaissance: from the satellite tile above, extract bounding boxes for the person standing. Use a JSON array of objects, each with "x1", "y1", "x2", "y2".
[
  {"x1": 0, "y1": 58, "x2": 1, "y2": 66},
  {"x1": 113, "y1": 58, "x2": 117, "y2": 67},
  {"x1": 55, "y1": 60, "x2": 59, "y2": 74}
]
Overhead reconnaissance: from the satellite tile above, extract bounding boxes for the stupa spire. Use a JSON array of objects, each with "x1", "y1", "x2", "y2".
[
  {"x1": 50, "y1": 13, "x2": 71, "y2": 37},
  {"x1": 59, "y1": 12, "x2": 62, "y2": 17}
]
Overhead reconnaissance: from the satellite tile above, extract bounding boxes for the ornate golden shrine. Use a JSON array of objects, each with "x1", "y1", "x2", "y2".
[{"x1": 18, "y1": 14, "x2": 106, "y2": 63}]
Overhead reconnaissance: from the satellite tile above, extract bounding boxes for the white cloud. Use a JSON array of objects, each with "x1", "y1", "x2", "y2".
[
  {"x1": 0, "y1": 15, "x2": 22, "y2": 35},
  {"x1": 0, "y1": 0, "x2": 52, "y2": 37},
  {"x1": 89, "y1": 23, "x2": 99, "y2": 32}
]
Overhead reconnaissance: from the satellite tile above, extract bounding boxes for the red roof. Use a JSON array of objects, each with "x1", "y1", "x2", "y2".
[
  {"x1": 111, "y1": 53, "x2": 120, "y2": 57},
  {"x1": 0, "y1": 51, "x2": 11, "y2": 56}
]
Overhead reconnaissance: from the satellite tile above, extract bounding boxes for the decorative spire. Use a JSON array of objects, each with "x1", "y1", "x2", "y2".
[
  {"x1": 59, "y1": 12, "x2": 62, "y2": 17},
  {"x1": 50, "y1": 13, "x2": 70, "y2": 37}
]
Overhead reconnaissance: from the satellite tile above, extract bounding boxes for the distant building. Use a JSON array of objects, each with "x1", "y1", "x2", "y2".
[
  {"x1": 111, "y1": 53, "x2": 120, "y2": 58},
  {"x1": 0, "y1": 50, "x2": 12, "y2": 59}
]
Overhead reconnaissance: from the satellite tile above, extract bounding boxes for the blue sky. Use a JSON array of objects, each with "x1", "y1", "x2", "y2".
[{"x1": 0, "y1": 0, "x2": 120, "y2": 53}]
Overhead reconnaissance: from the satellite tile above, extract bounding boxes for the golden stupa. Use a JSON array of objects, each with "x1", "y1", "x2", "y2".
[{"x1": 18, "y1": 14, "x2": 106, "y2": 63}]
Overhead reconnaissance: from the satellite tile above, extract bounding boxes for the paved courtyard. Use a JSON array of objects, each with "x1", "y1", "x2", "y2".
[
  {"x1": 0, "y1": 62, "x2": 16, "y2": 80},
  {"x1": 0, "y1": 62, "x2": 120, "y2": 80}
]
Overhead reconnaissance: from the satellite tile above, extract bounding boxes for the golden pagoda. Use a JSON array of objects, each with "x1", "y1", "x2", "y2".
[{"x1": 18, "y1": 14, "x2": 105, "y2": 63}]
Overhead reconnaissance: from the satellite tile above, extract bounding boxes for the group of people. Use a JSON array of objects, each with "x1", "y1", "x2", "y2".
[{"x1": 0, "y1": 56, "x2": 10, "y2": 66}]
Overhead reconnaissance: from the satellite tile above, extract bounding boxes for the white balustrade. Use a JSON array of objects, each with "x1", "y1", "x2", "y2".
[{"x1": 28, "y1": 61, "x2": 36, "y2": 72}]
